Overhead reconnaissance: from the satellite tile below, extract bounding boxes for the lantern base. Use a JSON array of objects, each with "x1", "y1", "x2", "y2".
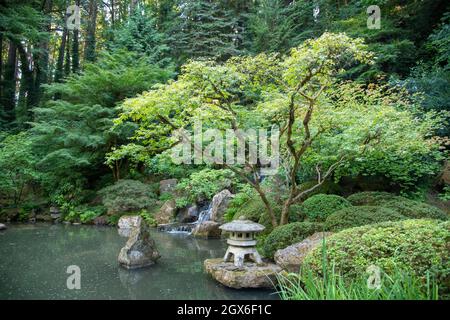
[{"x1": 223, "y1": 245, "x2": 263, "y2": 268}]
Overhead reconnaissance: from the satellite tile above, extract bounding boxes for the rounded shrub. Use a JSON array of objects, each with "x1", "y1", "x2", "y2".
[
  {"x1": 347, "y1": 192, "x2": 448, "y2": 220},
  {"x1": 324, "y1": 206, "x2": 407, "y2": 231},
  {"x1": 300, "y1": 194, "x2": 352, "y2": 222},
  {"x1": 347, "y1": 191, "x2": 398, "y2": 206},
  {"x1": 303, "y1": 219, "x2": 450, "y2": 294},
  {"x1": 262, "y1": 222, "x2": 324, "y2": 259},
  {"x1": 98, "y1": 179, "x2": 156, "y2": 215},
  {"x1": 382, "y1": 198, "x2": 448, "y2": 220}
]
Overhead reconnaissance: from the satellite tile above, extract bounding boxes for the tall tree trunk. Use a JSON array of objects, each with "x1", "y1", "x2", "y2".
[
  {"x1": 2, "y1": 41, "x2": 17, "y2": 122},
  {"x1": 0, "y1": 34, "x2": 3, "y2": 101},
  {"x1": 17, "y1": 43, "x2": 35, "y2": 124},
  {"x1": 84, "y1": 0, "x2": 98, "y2": 63},
  {"x1": 54, "y1": 24, "x2": 68, "y2": 84},
  {"x1": 71, "y1": 0, "x2": 80, "y2": 73},
  {"x1": 34, "y1": 0, "x2": 52, "y2": 106},
  {"x1": 64, "y1": 32, "x2": 71, "y2": 76}
]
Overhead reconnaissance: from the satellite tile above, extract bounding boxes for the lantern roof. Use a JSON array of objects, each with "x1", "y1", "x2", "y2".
[{"x1": 219, "y1": 217, "x2": 265, "y2": 232}]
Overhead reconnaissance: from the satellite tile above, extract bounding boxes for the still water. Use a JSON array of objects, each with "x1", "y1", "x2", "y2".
[{"x1": 0, "y1": 223, "x2": 278, "y2": 300}]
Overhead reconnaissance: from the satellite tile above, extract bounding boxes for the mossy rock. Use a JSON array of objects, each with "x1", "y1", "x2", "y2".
[
  {"x1": 262, "y1": 222, "x2": 324, "y2": 259},
  {"x1": 303, "y1": 219, "x2": 450, "y2": 295},
  {"x1": 299, "y1": 194, "x2": 352, "y2": 222},
  {"x1": 324, "y1": 206, "x2": 407, "y2": 231}
]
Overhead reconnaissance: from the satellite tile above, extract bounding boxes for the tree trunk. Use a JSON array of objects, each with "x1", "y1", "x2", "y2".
[
  {"x1": 17, "y1": 43, "x2": 35, "y2": 123},
  {"x1": 2, "y1": 41, "x2": 17, "y2": 122},
  {"x1": 84, "y1": 0, "x2": 98, "y2": 63},
  {"x1": 71, "y1": 0, "x2": 80, "y2": 73},
  {"x1": 34, "y1": 0, "x2": 52, "y2": 106},
  {"x1": 54, "y1": 24, "x2": 68, "y2": 83},
  {"x1": 64, "y1": 32, "x2": 71, "y2": 76}
]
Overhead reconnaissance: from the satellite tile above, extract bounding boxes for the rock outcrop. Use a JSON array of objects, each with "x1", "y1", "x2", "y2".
[
  {"x1": 204, "y1": 258, "x2": 282, "y2": 289},
  {"x1": 209, "y1": 189, "x2": 234, "y2": 224},
  {"x1": 192, "y1": 221, "x2": 221, "y2": 238},
  {"x1": 155, "y1": 200, "x2": 176, "y2": 225},
  {"x1": 118, "y1": 219, "x2": 160, "y2": 269},
  {"x1": 274, "y1": 232, "x2": 333, "y2": 272},
  {"x1": 177, "y1": 204, "x2": 198, "y2": 223},
  {"x1": 159, "y1": 179, "x2": 178, "y2": 195}
]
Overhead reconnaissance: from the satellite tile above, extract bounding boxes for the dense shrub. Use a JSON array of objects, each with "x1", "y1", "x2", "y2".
[
  {"x1": 176, "y1": 169, "x2": 237, "y2": 204},
  {"x1": 303, "y1": 220, "x2": 450, "y2": 294},
  {"x1": 300, "y1": 194, "x2": 352, "y2": 222},
  {"x1": 347, "y1": 191, "x2": 448, "y2": 220},
  {"x1": 347, "y1": 191, "x2": 398, "y2": 206},
  {"x1": 382, "y1": 199, "x2": 448, "y2": 220},
  {"x1": 98, "y1": 179, "x2": 156, "y2": 214},
  {"x1": 324, "y1": 206, "x2": 407, "y2": 231},
  {"x1": 262, "y1": 222, "x2": 324, "y2": 258}
]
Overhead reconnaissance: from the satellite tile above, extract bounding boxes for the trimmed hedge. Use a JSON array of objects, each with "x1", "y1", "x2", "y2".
[
  {"x1": 303, "y1": 219, "x2": 450, "y2": 294},
  {"x1": 300, "y1": 194, "x2": 352, "y2": 222},
  {"x1": 347, "y1": 192, "x2": 448, "y2": 220},
  {"x1": 347, "y1": 191, "x2": 398, "y2": 206},
  {"x1": 382, "y1": 199, "x2": 448, "y2": 220},
  {"x1": 324, "y1": 206, "x2": 407, "y2": 231},
  {"x1": 262, "y1": 222, "x2": 324, "y2": 258}
]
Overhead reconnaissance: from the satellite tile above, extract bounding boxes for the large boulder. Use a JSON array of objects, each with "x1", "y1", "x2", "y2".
[
  {"x1": 155, "y1": 200, "x2": 176, "y2": 224},
  {"x1": 0, "y1": 223, "x2": 7, "y2": 231},
  {"x1": 209, "y1": 189, "x2": 234, "y2": 224},
  {"x1": 118, "y1": 220, "x2": 160, "y2": 269},
  {"x1": 159, "y1": 179, "x2": 178, "y2": 195},
  {"x1": 118, "y1": 215, "x2": 142, "y2": 229},
  {"x1": 204, "y1": 258, "x2": 282, "y2": 289},
  {"x1": 274, "y1": 232, "x2": 332, "y2": 272},
  {"x1": 177, "y1": 204, "x2": 198, "y2": 223},
  {"x1": 192, "y1": 221, "x2": 221, "y2": 238}
]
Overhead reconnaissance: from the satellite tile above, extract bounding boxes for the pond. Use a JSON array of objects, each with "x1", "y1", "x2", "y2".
[{"x1": 0, "y1": 223, "x2": 278, "y2": 300}]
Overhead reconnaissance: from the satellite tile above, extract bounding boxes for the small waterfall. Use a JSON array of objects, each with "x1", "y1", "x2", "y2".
[
  {"x1": 196, "y1": 203, "x2": 212, "y2": 224},
  {"x1": 158, "y1": 202, "x2": 213, "y2": 234}
]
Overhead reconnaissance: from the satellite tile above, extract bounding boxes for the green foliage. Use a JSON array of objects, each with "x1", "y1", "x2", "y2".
[
  {"x1": 176, "y1": 169, "x2": 237, "y2": 203},
  {"x1": 262, "y1": 222, "x2": 324, "y2": 259},
  {"x1": 324, "y1": 206, "x2": 407, "y2": 232},
  {"x1": 139, "y1": 209, "x2": 157, "y2": 227},
  {"x1": 98, "y1": 179, "x2": 156, "y2": 215},
  {"x1": 382, "y1": 199, "x2": 448, "y2": 220},
  {"x1": 224, "y1": 185, "x2": 255, "y2": 222},
  {"x1": 112, "y1": 9, "x2": 171, "y2": 66},
  {"x1": 0, "y1": 132, "x2": 40, "y2": 205},
  {"x1": 277, "y1": 263, "x2": 440, "y2": 300},
  {"x1": 300, "y1": 194, "x2": 352, "y2": 222},
  {"x1": 31, "y1": 50, "x2": 172, "y2": 198},
  {"x1": 303, "y1": 219, "x2": 450, "y2": 294},
  {"x1": 439, "y1": 185, "x2": 450, "y2": 201},
  {"x1": 347, "y1": 191, "x2": 448, "y2": 220},
  {"x1": 347, "y1": 191, "x2": 398, "y2": 206},
  {"x1": 169, "y1": 0, "x2": 247, "y2": 63}
]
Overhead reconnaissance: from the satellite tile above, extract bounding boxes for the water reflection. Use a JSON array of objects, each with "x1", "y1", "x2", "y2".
[{"x1": 0, "y1": 223, "x2": 277, "y2": 300}]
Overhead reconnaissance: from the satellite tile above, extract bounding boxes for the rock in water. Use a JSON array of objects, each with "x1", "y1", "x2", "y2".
[
  {"x1": 155, "y1": 200, "x2": 176, "y2": 225},
  {"x1": 204, "y1": 258, "x2": 282, "y2": 289},
  {"x1": 192, "y1": 221, "x2": 221, "y2": 238},
  {"x1": 118, "y1": 220, "x2": 160, "y2": 269},
  {"x1": 118, "y1": 215, "x2": 142, "y2": 229},
  {"x1": 209, "y1": 189, "x2": 234, "y2": 224},
  {"x1": 274, "y1": 232, "x2": 333, "y2": 272},
  {"x1": 0, "y1": 223, "x2": 7, "y2": 231}
]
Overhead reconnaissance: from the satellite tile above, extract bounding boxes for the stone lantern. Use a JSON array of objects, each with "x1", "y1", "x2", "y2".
[{"x1": 219, "y1": 218, "x2": 265, "y2": 268}]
